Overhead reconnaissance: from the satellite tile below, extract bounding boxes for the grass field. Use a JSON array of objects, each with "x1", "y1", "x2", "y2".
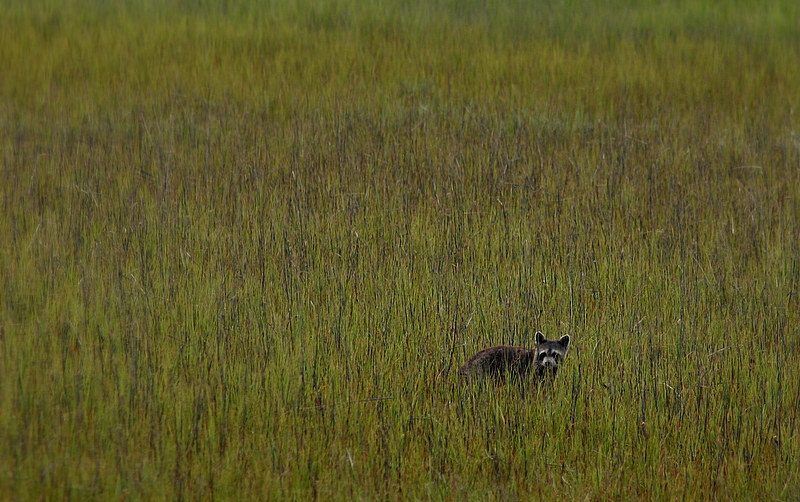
[{"x1": 2, "y1": 0, "x2": 800, "y2": 499}]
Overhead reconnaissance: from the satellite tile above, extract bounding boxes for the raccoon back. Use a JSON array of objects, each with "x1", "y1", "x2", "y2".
[{"x1": 458, "y1": 345, "x2": 536, "y2": 380}]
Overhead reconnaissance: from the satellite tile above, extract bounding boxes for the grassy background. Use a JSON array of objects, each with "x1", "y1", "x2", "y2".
[{"x1": 2, "y1": 0, "x2": 800, "y2": 499}]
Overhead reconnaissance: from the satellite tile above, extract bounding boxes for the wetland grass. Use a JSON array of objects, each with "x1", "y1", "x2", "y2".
[{"x1": 1, "y1": 0, "x2": 799, "y2": 499}]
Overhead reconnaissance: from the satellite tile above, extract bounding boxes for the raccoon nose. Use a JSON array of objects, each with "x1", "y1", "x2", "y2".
[{"x1": 543, "y1": 357, "x2": 557, "y2": 367}]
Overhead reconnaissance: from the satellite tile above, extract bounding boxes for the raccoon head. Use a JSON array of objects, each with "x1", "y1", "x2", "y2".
[{"x1": 534, "y1": 331, "x2": 570, "y2": 372}]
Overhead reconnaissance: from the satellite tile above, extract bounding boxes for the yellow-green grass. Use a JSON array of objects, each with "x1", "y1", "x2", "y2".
[{"x1": 1, "y1": 0, "x2": 799, "y2": 499}]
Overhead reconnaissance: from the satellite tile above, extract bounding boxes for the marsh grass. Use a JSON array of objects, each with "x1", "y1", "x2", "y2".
[{"x1": 2, "y1": 0, "x2": 800, "y2": 499}]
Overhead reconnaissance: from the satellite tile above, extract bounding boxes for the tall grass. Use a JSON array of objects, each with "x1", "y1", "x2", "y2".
[{"x1": 1, "y1": 0, "x2": 799, "y2": 499}]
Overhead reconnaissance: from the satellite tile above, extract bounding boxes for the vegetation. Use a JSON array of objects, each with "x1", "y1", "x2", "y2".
[{"x1": 1, "y1": 0, "x2": 799, "y2": 499}]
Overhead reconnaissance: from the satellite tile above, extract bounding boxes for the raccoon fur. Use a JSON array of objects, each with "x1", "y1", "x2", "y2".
[{"x1": 459, "y1": 331, "x2": 570, "y2": 382}]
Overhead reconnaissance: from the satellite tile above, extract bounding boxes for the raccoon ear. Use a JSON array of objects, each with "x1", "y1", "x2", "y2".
[
  {"x1": 559, "y1": 335, "x2": 571, "y2": 349},
  {"x1": 534, "y1": 331, "x2": 546, "y2": 344}
]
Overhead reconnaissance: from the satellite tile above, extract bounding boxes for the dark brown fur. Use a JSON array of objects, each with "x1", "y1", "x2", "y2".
[{"x1": 459, "y1": 332, "x2": 570, "y2": 383}]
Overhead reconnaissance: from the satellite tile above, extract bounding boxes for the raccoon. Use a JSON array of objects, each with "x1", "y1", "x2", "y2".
[{"x1": 459, "y1": 331, "x2": 570, "y2": 382}]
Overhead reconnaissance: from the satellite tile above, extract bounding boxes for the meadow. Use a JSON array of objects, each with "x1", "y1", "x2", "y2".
[{"x1": 1, "y1": 0, "x2": 800, "y2": 499}]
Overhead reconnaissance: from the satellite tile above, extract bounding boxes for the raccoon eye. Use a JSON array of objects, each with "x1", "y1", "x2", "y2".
[{"x1": 538, "y1": 352, "x2": 547, "y2": 360}]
